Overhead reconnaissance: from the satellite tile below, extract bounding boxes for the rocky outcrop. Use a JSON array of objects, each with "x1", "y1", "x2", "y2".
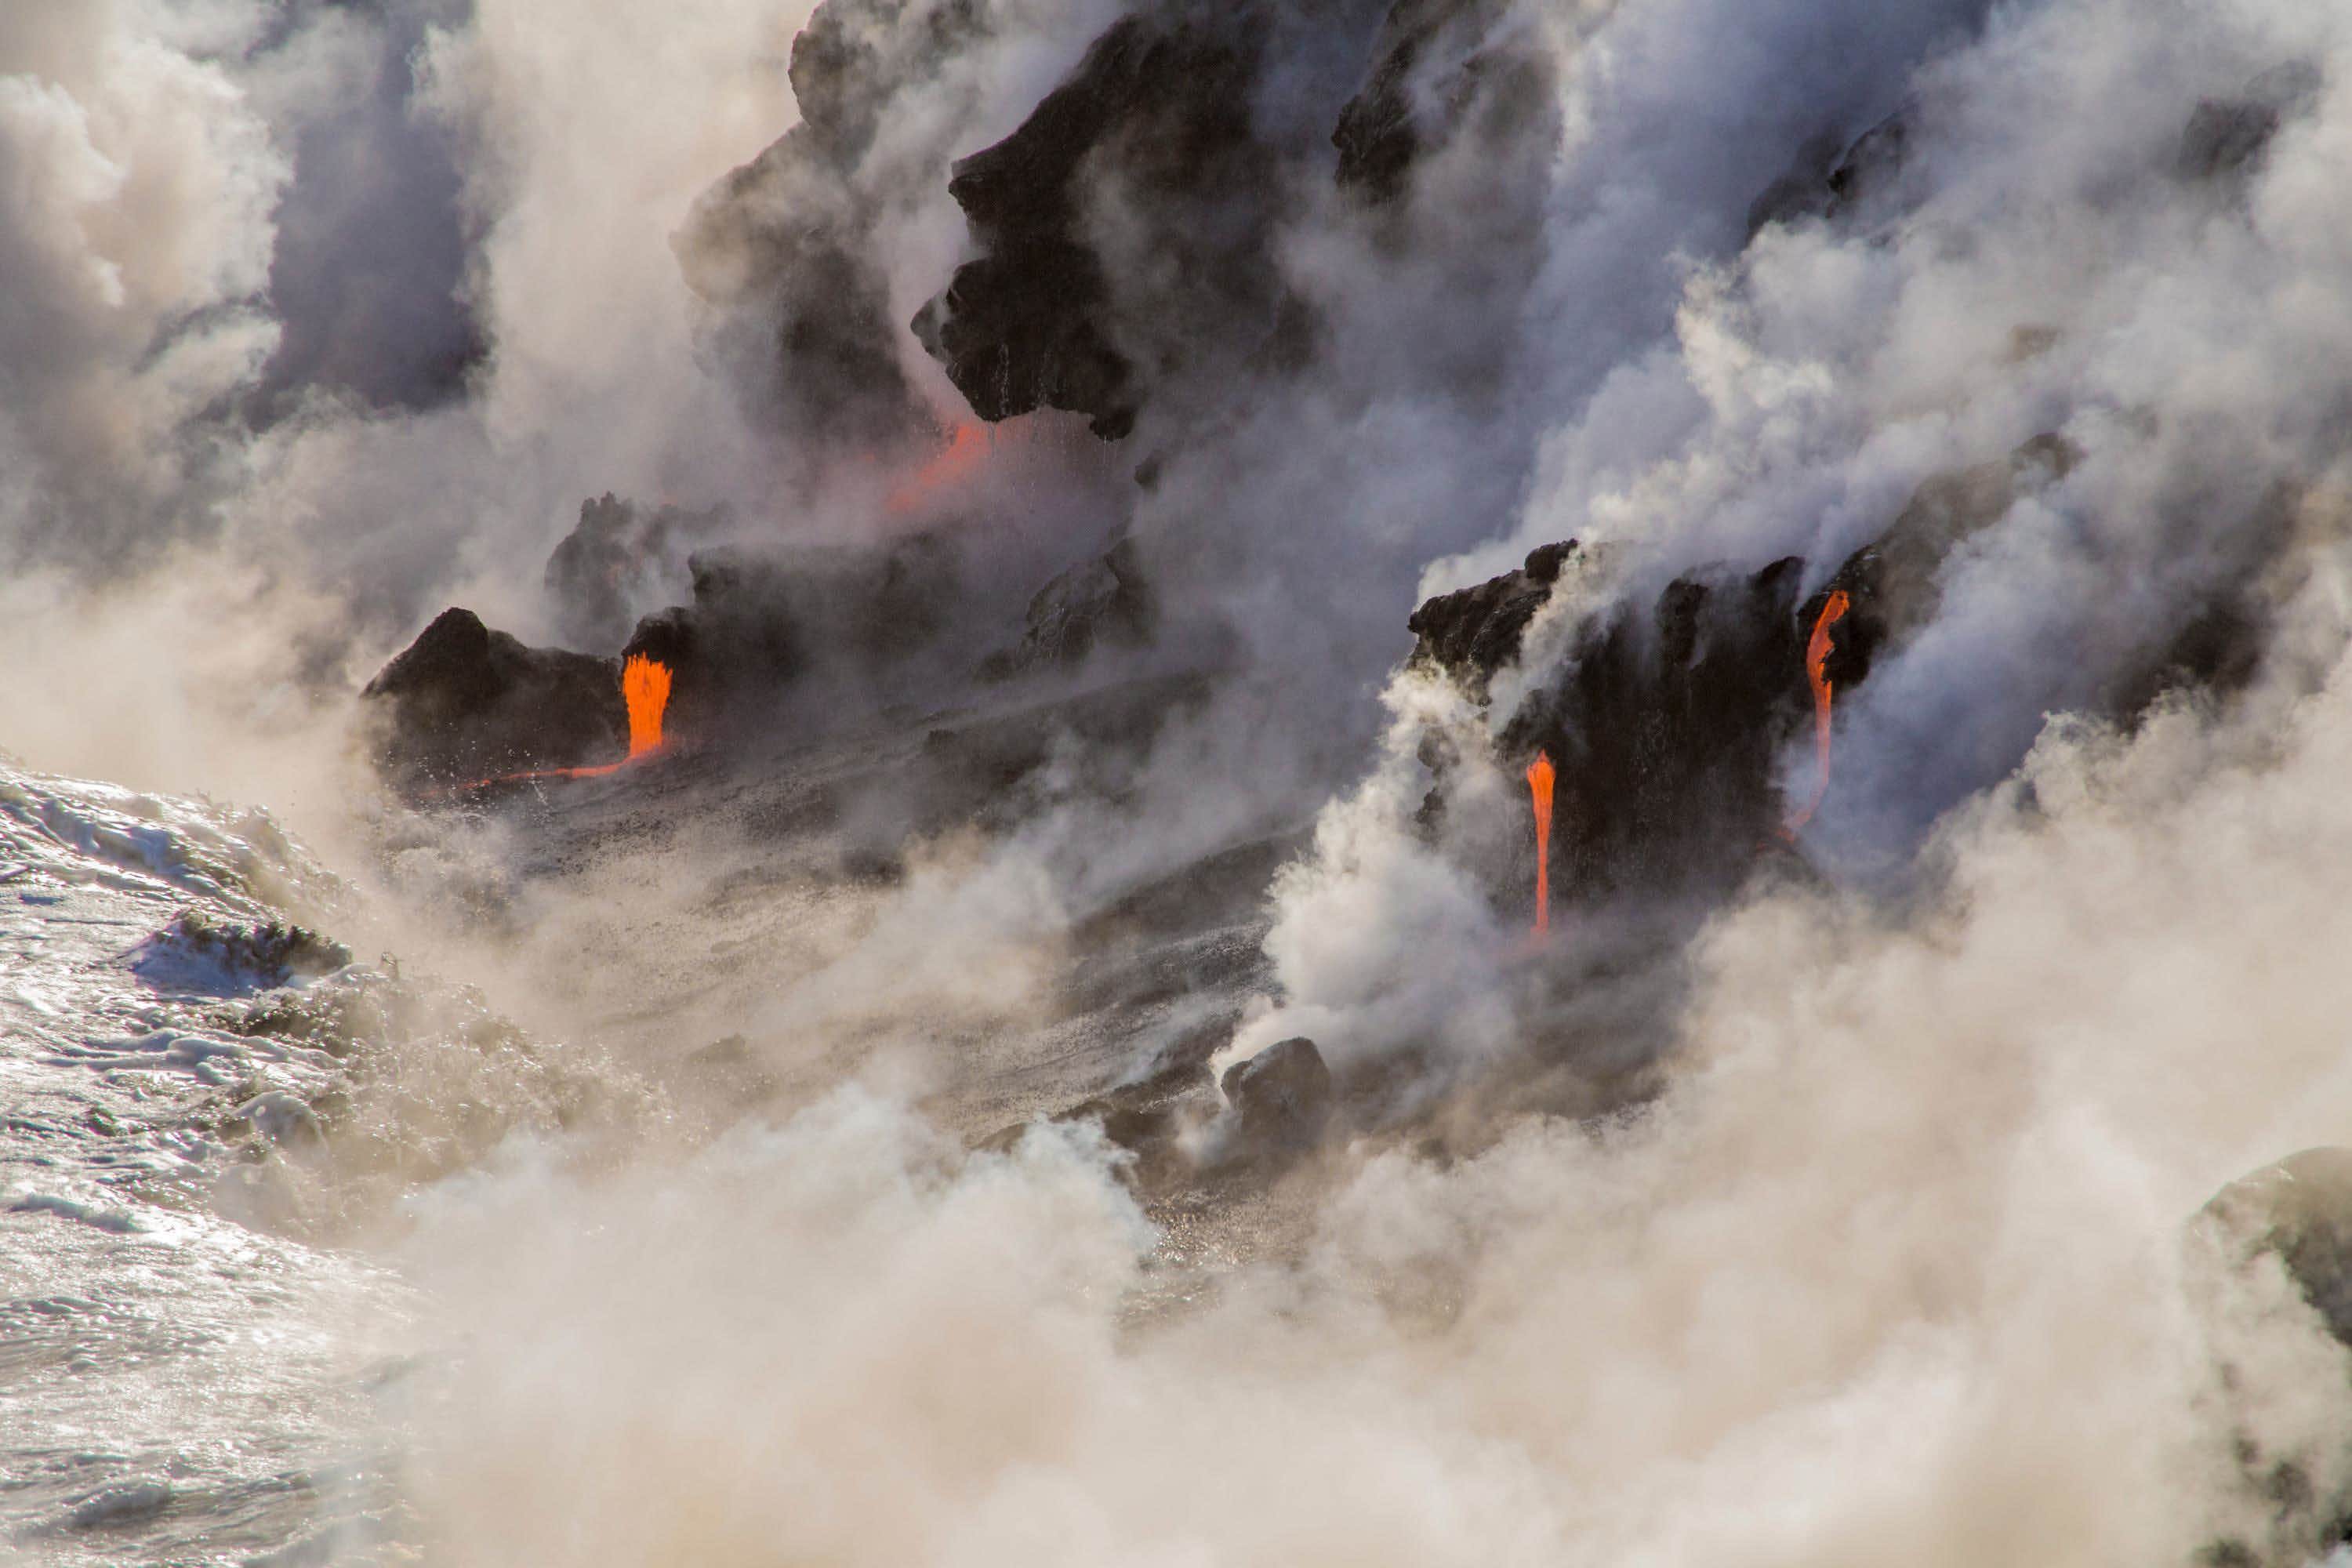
[
  {"x1": 913, "y1": 9, "x2": 1277, "y2": 440},
  {"x1": 913, "y1": 0, "x2": 1416, "y2": 438},
  {"x1": 2204, "y1": 1148, "x2": 2352, "y2": 1348},
  {"x1": 1744, "y1": 110, "x2": 1911, "y2": 239},
  {"x1": 1417, "y1": 537, "x2": 1802, "y2": 884},
  {"x1": 2176, "y1": 64, "x2": 2321, "y2": 183},
  {"x1": 1404, "y1": 438, "x2": 2089, "y2": 895},
  {"x1": 979, "y1": 535, "x2": 1157, "y2": 679},
  {"x1": 1398, "y1": 426, "x2": 2292, "y2": 905},
  {"x1": 673, "y1": 0, "x2": 982, "y2": 449},
  {"x1": 1218, "y1": 1036, "x2": 1334, "y2": 1153},
  {"x1": 360, "y1": 608, "x2": 625, "y2": 789},
  {"x1": 621, "y1": 535, "x2": 964, "y2": 739},
  {"x1": 1330, "y1": 0, "x2": 1548, "y2": 207},
  {"x1": 132, "y1": 910, "x2": 352, "y2": 994},
  {"x1": 1495, "y1": 555, "x2": 1818, "y2": 891},
  {"x1": 1405, "y1": 539, "x2": 1575, "y2": 695},
  {"x1": 2196, "y1": 1149, "x2": 2352, "y2": 1566},
  {"x1": 543, "y1": 493, "x2": 717, "y2": 652}
]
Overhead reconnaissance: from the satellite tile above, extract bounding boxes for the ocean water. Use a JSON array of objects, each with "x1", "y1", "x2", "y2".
[{"x1": 0, "y1": 763, "x2": 412, "y2": 1565}]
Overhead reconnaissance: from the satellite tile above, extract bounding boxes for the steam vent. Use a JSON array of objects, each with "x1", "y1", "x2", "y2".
[{"x1": 14, "y1": 0, "x2": 2352, "y2": 1562}]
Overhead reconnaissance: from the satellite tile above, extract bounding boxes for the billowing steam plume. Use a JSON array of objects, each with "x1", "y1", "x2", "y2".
[{"x1": 14, "y1": 0, "x2": 2352, "y2": 1564}]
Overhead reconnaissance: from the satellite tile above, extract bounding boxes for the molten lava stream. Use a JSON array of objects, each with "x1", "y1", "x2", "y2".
[
  {"x1": 1526, "y1": 750, "x2": 1556, "y2": 936},
  {"x1": 619, "y1": 651, "x2": 672, "y2": 758},
  {"x1": 1781, "y1": 590, "x2": 1852, "y2": 840},
  {"x1": 453, "y1": 652, "x2": 673, "y2": 794}
]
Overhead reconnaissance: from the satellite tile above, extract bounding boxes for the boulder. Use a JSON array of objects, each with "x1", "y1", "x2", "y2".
[
  {"x1": 360, "y1": 608, "x2": 625, "y2": 789},
  {"x1": 1219, "y1": 1036, "x2": 1334, "y2": 1152}
]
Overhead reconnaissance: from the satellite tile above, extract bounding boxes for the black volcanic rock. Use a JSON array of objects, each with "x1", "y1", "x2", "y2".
[
  {"x1": 979, "y1": 535, "x2": 1157, "y2": 680},
  {"x1": 1406, "y1": 540, "x2": 1576, "y2": 695},
  {"x1": 1219, "y1": 1036, "x2": 1334, "y2": 1152},
  {"x1": 2176, "y1": 64, "x2": 2321, "y2": 183},
  {"x1": 1495, "y1": 557, "x2": 1816, "y2": 892},
  {"x1": 1401, "y1": 435, "x2": 2100, "y2": 898},
  {"x1": 620, "y1": 535, "x2": 964, "y2": 740},
  {"x1": 361, "y1": 608, "x2": 624, "y2": 788},
  {"x1": 1331, "y1": 0, "x2": 1544, "y2": 206},
  {"x1": 1744, "y1": 110, "x2": 1911, "y2": 239},
  {"x1": 913, "y1": 4, "x2": 1301, "y2": 440},
  {"x1": 543, "y1": 493, "x2": 719, "y2": 652},
  {"x1": 2205, "y1": 1148, "x2": 2352, "y2": 1348},
  {"x1": 674, "y1": 0, "x2": 984, "y2": 450}
]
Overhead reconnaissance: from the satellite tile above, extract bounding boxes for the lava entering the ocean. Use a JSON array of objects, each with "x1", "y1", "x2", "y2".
[
  {"x1": 457, "y1": 652, "x2": 673, "y2": 793},
  {"x1": 1782, "y1": 590, "x2": 1852, "y2": 840},
  {"x1": 1526, "y1": 749, "x2": 1556, "y2": 936},
  {"x1": 621, "y1": 651, "x2": 671, "y2": 758}
]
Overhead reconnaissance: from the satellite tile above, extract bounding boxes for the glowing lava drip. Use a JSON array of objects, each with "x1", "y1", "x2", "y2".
[
  {"x1": 457, "y1": 653, "x2": 672, "y2": 793},
  {"x1": 1781, "y1": 590, "x2": 1852, "y2": 840},
  {"x1": 1526, "y1": 750, "x2": 1556, "y2": 936},
  {"x1": 619, "y1": 652, "x2": 671, "y2": 759}
]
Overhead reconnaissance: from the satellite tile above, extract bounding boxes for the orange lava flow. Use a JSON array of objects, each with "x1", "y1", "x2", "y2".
[
  {"x1": 1526, "y1": 749, "x2": 1556, "y2": 936},
  {"x1": 1781, "y1": 590, "x2": 1853, "y2": 840},
  {"x1": 886, "y1": 422, "x2": 994, "y2": 515},
  {"x1": 453, "y1": 652, "x2": 673, "y2": 794},
  {"x1": 622, "y1": 651, "x2": 671, "y2": 757}
]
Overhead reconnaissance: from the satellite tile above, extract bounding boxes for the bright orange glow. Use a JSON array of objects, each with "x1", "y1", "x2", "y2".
[
  {"x1": 622, "y1": 652, "x2": 670, "y2": 757},
  {"x1": 451, "y1": 653, "x2": 673, "y2": 795},
  {"x1": 1781, "y1": 590, "x2": 1852, "y2": 840},
  {"x1": 1526, "y1": 750, "x2": 1556, "y2": 936},
  {"x1": 886, "y1": 422, "x2": 994, "y2": 514}
]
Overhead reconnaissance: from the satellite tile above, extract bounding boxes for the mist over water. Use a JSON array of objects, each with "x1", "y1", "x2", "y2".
[{"x1": 11, "y1": 0, "x2": 2352, "y2": 1563}]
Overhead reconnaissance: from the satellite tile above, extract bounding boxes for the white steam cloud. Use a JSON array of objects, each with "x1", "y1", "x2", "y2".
[{"x1": 13, "y1": 0, "x2": 2352, "y2": 1562}]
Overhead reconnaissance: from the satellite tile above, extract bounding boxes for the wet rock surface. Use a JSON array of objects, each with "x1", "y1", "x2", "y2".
[
  {"x1": 132, "y1": 912, "x2": 353, "y2": 994},
  {"x1": 360, "y1": 608, "x2": 625, "y2": 789}
]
